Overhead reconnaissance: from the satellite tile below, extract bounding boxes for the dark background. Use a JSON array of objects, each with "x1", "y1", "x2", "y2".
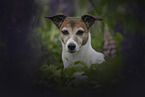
[{"x1": 0, "y1": 0, "x2": 145, "y2": 97}]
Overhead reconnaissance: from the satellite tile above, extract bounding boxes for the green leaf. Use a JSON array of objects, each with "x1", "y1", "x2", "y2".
[{"x1": 74, "y1": 61, "x2": 86, "y2": 66}]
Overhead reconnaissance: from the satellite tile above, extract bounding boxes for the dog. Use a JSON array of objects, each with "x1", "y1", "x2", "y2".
[{"x1": 45, "y1": 14, "x2": 105, "y2": 68}]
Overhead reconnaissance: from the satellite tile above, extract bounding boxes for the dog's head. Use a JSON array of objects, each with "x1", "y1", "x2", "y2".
[{"x1": 45, "y1": 14, "x2": 103, "y2": 54}]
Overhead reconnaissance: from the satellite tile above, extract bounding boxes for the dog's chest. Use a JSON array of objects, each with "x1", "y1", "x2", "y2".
[
  {"x1": 62, "y1": 53, "x2": 90, "y2": 68},
  {"x1": 62, "y1": 47, "x2": 105, "y2": 68}
]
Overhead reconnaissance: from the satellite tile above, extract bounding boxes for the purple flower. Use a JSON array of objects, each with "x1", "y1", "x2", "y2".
[
  {"x1": 104, "y1": 42, "x2": 108, "y2": 49},
  {"x1": 109, "y1": 40, "x2": 115, "y2": 44},
  {"x1": 111, "y1": 45, "x2": 116, "y2": 48},
  {"x1": 108, "y1": 45, "x2": 112, "y2": 49},
  {"x1": 104, "y1": 50, "x2": 110, "y2": 56},
  {"x1": 104, "y1": 25, "x2": 117, "y2": 58},
  {"x1": 111, "y1": 49, "x2": 116, "y2": 54}
]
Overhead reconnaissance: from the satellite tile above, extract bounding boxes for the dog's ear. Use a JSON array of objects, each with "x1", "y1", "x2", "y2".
[
  {"x1": 81, "y1": 14, "x2": 103, "y2": 29},
  {"x1": 45, "y1": 14, "x2": 66, "y2": 28}
]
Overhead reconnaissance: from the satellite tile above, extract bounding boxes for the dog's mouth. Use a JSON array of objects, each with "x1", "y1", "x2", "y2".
[{"x1": 68, "y1": 50, "x2": 76, "y2": 54}]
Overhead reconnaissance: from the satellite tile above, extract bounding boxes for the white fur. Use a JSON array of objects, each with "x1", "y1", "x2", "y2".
[
  {"x1": 65, "y1": 38, "x2": 81, "y2": 52},
  {"x1": 61, "y1": 33, "x2": 105, "y2": 68}
]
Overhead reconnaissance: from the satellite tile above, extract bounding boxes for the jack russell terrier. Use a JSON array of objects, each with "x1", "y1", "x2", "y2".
[{"x1": 45, "y1": 14, "x2": 105, "y2": 68}]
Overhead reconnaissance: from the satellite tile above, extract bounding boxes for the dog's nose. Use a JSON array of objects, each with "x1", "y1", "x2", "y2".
[{"x1": 68, "y1": 43, "x2": 76, "y2": 50}]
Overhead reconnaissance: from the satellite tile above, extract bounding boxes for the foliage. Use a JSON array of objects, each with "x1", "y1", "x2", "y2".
[
  {"x1": 38, "y1": 55, "x2": 123, "y2": 94},
  {"x1": 35, "y1": 22, "x2": 63, "y2": 67}
]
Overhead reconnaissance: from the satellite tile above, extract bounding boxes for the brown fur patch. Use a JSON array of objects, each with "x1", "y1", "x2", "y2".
[
  {"x1": 82, "y1": 33, "x2": 89, "y2": 45},
  {"x1": 59, "y1": 17, "x2": 89, "y2": 45},
  {"x1": 70, "y1": 20, "x2": 76, "y2": 27},
  {"x1": 60, "y1": 17, "x2": 87, "y2": 31}
]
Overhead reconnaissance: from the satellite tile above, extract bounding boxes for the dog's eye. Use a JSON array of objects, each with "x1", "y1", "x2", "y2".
[
  {"x1": 61, "y1": 30, "x2": 69, "y2": 35},
  {"x1": 76, "y1": 30, "x2": 84, "y2": 35}
]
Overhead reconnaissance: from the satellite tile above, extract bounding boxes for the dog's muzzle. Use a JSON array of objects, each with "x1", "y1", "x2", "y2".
[{"x1": 68, "y1": 43, "x2": 76, "y2": 53}]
